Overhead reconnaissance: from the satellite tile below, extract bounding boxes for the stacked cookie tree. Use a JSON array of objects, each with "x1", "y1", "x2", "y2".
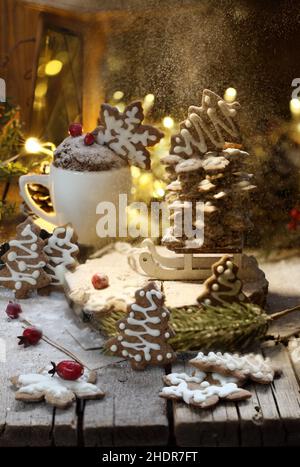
[{"x1": 140, "y1": 89, "x2": 256, "y2": 280}]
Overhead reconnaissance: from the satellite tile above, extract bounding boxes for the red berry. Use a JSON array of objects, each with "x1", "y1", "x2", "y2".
[
  {"x1": 84, "y1": 132, "x2": 95, "y2": 146},
  {"x1": 49, "y1": 360, "x2": 84, "y2": 381},
  {"x1": 68, "y1": 122, "x2": 83, "y2": 137},
  {"x1": 5, "y1": 301, "x2": 22, "y2": 319},
  {"x1": 290, "y1": 208, "x2": 300, "y2": 221},
  {"x1": 91, "y1": 273, "x2": 109, "y2": 290},
  {"x1": 18, "y1": 327, "x2": 42, "y2": 347},
  {"x1": 287, "y1": 220, "x2": 298, "y2": 231}
]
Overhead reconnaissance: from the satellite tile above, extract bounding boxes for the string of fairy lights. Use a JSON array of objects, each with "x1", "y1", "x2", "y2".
[{"x1": 21, "y1": 86, "x2": 300, "y2": 204}]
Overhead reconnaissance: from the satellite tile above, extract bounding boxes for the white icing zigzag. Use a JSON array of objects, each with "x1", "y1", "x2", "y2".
[
  {"x1": 172, "y1": 89, "x2": 241, "y2": 157},
  {"x1": 0, "y1": 223, "x2": 46, "y2": 290},
  {"x1": 44, "y1": 226, "x2": 79, "y2": 286}
]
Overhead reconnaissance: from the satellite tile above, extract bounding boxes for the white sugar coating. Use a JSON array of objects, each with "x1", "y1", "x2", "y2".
[
  {"x1": 157, "y1": 355, "x2": 163, "y2": 361},
  {"x1": 134, "y1": 354, "x2": 142, "y2": 362},
  {"x1": 119, "y1": 323, "x2": 125, "y2": 330},
  {"x1": 166, "y1": 353, "x2": 172, "y2": 359},
  {"x1": 110, "y1": 345, "x2": 117, "y2": 352},
  {"x1": 122, "y1": 349, "x2": 128, "y2": 357},
  {"x1": 212, "y1": 283, "x2": 219, "y2": 291},
  {"x1": 217, "y1": 266, "x2": 224, "y2": 273},
  {"x1": 54, "y1": 135, "x2": 127, "y2": 172}
]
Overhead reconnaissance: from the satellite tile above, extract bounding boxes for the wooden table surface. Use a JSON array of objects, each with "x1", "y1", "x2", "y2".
[{"x1": 1, "y1": 254, "x2": 300, "y2": 447}]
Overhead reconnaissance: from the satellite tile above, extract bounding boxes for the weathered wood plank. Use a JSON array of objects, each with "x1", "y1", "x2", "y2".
[
  {"x1": 83, "y1": 361, "x2": 169, "y2": 446},
  {"x1": 0, "y1": 293, "x2": 77, "y2": 446},
  {"x1": 171, "y1": 355, "x2": 240, "y2": 447},
  {"x1": 263, "y1": 344, "x2": 300, "y2": 446}
]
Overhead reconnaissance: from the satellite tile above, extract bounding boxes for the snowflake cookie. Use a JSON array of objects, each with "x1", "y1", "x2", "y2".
[{"x1": 10, "y1": 367, "x2": 105, "y2": 409}]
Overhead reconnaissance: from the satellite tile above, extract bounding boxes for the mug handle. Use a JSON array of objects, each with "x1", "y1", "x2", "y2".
[{"x1": 19, "y1": 173, "x2": 59, "y2": 225}]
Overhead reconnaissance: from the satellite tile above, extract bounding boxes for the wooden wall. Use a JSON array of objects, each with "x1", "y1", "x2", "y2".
[{"x1": 0, "y1": 0, "x2": 39, "y2": 129}]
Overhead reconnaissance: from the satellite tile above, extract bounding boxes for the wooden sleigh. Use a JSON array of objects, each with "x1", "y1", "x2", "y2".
[{"x1": 139, "y1": 239, "x2": 242, "y2": 281}]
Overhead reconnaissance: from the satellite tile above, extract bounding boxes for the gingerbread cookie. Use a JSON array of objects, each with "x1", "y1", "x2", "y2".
[
  {"x1": 160, "y1": 371, "x2": 251, "y2": 409},
  {"x1": 105, "y1": 282, "x2": 176, "y2": 370},
  {"x1": 43, "y1": 225, "x2": 79, "y2": 290},
  {"x1": 0, "y1": 218, "x2": 51, "y2": 298},
  {"x1": 170, "y1": 89, "x2": 241, "y2": 158},
  {"x1": 197, "y1": 255, "x2": 249, "y2": 306},
  {"x1": 10, "y1": 366, "x2": 105, "y2": 409},
  {"x1": 189, "y1": 351, "x2": 276, "y2": 384},
  {"x1": 96, "y1": 101, "x2": 164, "y2": 169}
]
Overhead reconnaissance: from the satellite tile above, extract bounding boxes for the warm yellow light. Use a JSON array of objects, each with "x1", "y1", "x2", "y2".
[
  {"x1": 297, "y1": 123, "x2": 300, "y2": 132},
  {"x1": 25, "y1": 137, "x2": 42, "y2": 154},
  {"x1": 162, "y1": 116, "x2": 174, "y2": 129},
  {"x1": 56, "y1": 51, "x2": 69, "y2": 64},
  {"x1": 290, "y1": 98, "x2": 300, "y2": 116},
  {"x1": 113, "y1": 90, "x2": 124, "y2": 100},
  {"x1": 156, "y1": 188, "x2": 165, "y2": 197},
  {"x1": 116, "y1": 103, "x2": 125, "y2": 113},
  {"x1": 144, "y1": 94, "x2": 155, "y2": 104},
  {"x1": 34, "y1": 82, "x2": 48, "y2": 98},
  {"x1": 224, "y1": 87, "x2": 237, "y2": 103},
  {"x1": 140, "y1": 173, "x2": 151, "y2": 186},
  {"x1": 45, "y1": 60, "x2": 63, "y2": 76},
  {"x1": 131, "y1": 166, "x2": 141, "y2": 178}
]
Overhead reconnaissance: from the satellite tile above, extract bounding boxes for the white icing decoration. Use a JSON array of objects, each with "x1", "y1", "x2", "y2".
[
  {"x1": 43, "y1": 226, "x2": 78, "y2": 286},
  {"x1": 122, "y1": 350, "x2": 128, "y2": 357},
  {"x1": 119, "y1": 323, "x2": 125, "y2": 330},
  {"x1": 165, "y1": 332, "x2": 170, "y2": 338},
  {"x1": 192, "y1": 352, "x2": 274, "y2": 382},
  {"x1": 166, "y1": 353, "x2": 172, "y2": 359},
  {"x1": 204, "y1": 299, "x2": 211, "y2": 305},
  {"x1": 14, "y1": 368, "x2": 102, "y2": 400},
  {"x1": 162, "y1": 376, "x2": 240, "y2": 405},
  {"x1": 110, "y1": 345, "x2": 117, "y2": 352},
  {"x1": 217, "y1": 266, "x2": 224, "y2": 273},
  {"x1": 97, "y1": 104, "x2": 160, "y2": 169},
  {"x1": 173, "y1": 91, "x2": 240, "y2": 156},
  {"x1": 212, "y1": 283, "x2": 219, "y2": 291},
  {"x1": 119, "y1": 288, "x2": 172, "y2": 363},
  {"x1": 157, "y1": 355, "x2": 163, "y2": 361},
  {"x1": 0, "y1": 223, "x2": 46, "y2": 290}
]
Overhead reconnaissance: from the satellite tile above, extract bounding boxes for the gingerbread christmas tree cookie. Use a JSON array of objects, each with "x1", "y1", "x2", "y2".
[
  {"x1": 0, "y1": 218, "x2": 51, "y2": 298},
  {"x1": 43, "y1": 224, "x2": 79, "y2": 290},
  {"x1": 197, "y1": 255, "x2": 249, "y2": 307},
  {"x1": 105, "y1": 282, "x2": 176, "y2": 370},
  {"x1": 96, "y1": 101, "x2": 164, "y2": 169}
]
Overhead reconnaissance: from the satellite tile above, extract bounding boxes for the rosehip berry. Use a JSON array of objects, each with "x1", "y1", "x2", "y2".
[
  {"x1": 287, "y1": 220, "x2": 298, "y2": 231},
  {"x1": 290, "y1": 208, "x2": 300, "y2": 221},
  {"x1": 18, "y1": 327, "x2": 42, "y2": 347},
  {"x1": 5, "y1": 301, "x2": 22, "y2": 319},
  {"x1": 84, "y1": 132, "x2": 95, "y2": 146},
  {"x1": 68, "y1": 122, "x2": 83, "y2": 137},
  {"x1": 49, "y1": 360, "x2": 84, "y2": 381},
  {"x1": 91, "y1": 273, "x2": 109, "y2": 290}
]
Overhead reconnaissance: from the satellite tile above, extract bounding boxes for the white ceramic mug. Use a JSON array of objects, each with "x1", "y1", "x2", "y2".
[{"x1": 19, "y1": 164, "x2": 132, "y2": 246}]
